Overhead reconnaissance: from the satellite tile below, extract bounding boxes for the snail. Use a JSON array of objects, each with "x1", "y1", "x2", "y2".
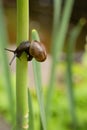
[{"x1": 5, "y1": 40, "x2": 47, "y2": 65}]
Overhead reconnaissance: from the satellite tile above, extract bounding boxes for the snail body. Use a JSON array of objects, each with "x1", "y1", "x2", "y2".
[{"x1": 5, "y1": 40, "x2": 47, "y2": 65}]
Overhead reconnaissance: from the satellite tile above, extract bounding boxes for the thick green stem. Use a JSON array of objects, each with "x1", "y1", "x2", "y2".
[{"x1": 16, "y1": 0, "x2": 29, "y2": 129}]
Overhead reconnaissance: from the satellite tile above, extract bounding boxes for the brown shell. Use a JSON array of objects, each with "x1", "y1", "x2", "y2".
[{"x1": 29, "y1": 40, "x2": 47, "y2": 62}]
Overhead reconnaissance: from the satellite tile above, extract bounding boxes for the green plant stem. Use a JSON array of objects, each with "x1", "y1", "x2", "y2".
[
  {"x1": 46, "y1": 0, "x2": 74, "y2": 118},
  {"x1": 66, "y1": 19, "x2": 86, "y2": 129},
  {"x1": 52, "y1": 0, "x2": 62, "y2": 41},
  {"x1": 0, "y1": 0, "x2": 15, "y2": 125},
  {"x1": 28, "y1": 89, "x2": 34, "y2": 130},
  {"x1": 32, "y1": 29, "x2": 47, "y2": 130},
  {"x1": 16, "y1": 0, "x2": 29, "y2": 129}
]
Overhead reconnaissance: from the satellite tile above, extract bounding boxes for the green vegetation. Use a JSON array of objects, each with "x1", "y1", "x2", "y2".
[
  {"x1": 0, "y1": 0, "x2": 87, "y2": 130},
  {"x1": 0, "y1": 61, "x2": 87, "y2": 130},
  {"x1": 16, "y1": 0, "x2": 29, "y2": 129},
  {"x1": 31, "y1": 29, "x2": 47, "y2": 130},
  {"x1": 0, "y1": 0, "x2": 15, "y2": 127}
]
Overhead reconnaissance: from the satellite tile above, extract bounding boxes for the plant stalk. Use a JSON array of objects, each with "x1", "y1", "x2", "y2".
[
  {"x1": 16, "y1": 0, "x2": 29, "y2": 129},
  {"x1": 46, "y1": 0, "x2": 74, "y2": 117}
]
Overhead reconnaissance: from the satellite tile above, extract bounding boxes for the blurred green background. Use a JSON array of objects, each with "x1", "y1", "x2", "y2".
[{"x1": 0, "y1": 0, "x2": 87, "y2": 130}]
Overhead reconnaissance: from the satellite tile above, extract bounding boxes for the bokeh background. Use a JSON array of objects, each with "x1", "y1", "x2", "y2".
[{"x1": 0, "y1": 0, "x2": 87, "y2": 130}]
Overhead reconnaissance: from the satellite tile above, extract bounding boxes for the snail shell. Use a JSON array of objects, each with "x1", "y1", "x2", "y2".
[{"x1": 29, "y1": 40, "x2": 47, "y2": 62}]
